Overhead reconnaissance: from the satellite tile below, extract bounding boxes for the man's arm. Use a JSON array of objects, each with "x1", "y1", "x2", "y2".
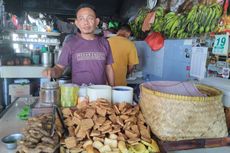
[
  {"x1": 42, "y1": 64, "x2": 65, "y2": 78},
  {"x1": 128, "y1": 65, "x2": 134, "y2": 75},
  {"x1": 127, "y1": 42, "x2": 139, "y2": 75},
  {"x1": 106, "y1": 64, "x2": 115, "y2": 86}
]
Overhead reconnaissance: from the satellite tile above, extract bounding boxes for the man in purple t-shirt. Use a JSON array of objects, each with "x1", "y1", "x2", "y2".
[{"x1": 42, "y1": 4, "x2": 115, "y2": 86}]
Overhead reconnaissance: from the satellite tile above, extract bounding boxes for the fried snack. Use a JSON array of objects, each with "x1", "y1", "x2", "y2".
[
  {"x1": 85, "y1": 108, "x2": 96, "y2": 119},
  {"x1": 72, "y1": 116, "x2": 81, "y2": 126},
  {"x1": 96, "y1": 106, "x2": 107, "y2": 117},
  {"x1": 83, "y1": 140, "x2": 93, "y2": 149},
  {"x1": 118, "y1": 141, "x2": 129, "y2": 153},
  {"x1": 90, "y1": 130, "x2": 101, "y2": 137},
  {"x1": 95, "y1": 117, "x2": 106, "y2": 125},
  {"x1": 17, "y1": 114, "x2": 59, "y2": 153},
  {"x1": 62, "y1": 108, "x2": 73, "y2": 117},
  {"x1": 61, "y1": 99, "x2": 153, "y2": 153},
  {"x1": 81, "y1": 119, "x2": 94, "y2": 130},
  {"x1": 65, "y1": 137, "x2": 77, "y2": 149},
  {"x1": 125, "y1": 130, "x2": 138, "y2": 139},
  {"x1": 99, "y1": 145, "x2": 112, "y2": 153},
  {"x1": 104, "y1": 138, "x2": 118, "y2": 148},
  {"x1": 92, "y1": 141, "x2": 104, "y2": 150}
]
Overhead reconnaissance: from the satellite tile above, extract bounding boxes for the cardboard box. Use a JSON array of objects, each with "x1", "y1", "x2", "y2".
[{"x1": 9, "y1": 84, "x2": 31, "y2": 97}]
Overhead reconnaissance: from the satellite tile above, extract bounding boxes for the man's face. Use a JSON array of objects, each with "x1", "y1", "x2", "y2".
[{"x1": 75, "y1": 8, "x2": 99, "y2": 34}]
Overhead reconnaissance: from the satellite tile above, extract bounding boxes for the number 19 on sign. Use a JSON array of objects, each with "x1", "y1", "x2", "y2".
[{"x1": 212, "y1": 34, "x2": 229, "y2": 56}]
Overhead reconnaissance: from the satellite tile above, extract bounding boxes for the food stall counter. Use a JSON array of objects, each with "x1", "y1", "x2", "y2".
[{"x1": 0, "y1": 98, "x2": 26, "y2": 153}]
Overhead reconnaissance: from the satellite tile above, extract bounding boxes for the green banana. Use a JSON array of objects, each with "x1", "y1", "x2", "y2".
[
  {"x1": 155, "y1": 6, "x2": 164, "y2": 17},
  {"x1": 209, "y1": 8, "x2": 218, "y2": 26},
  {"x1": 205, "y1": 26, "x2": 210, "y2": 33},
  {"x1": 191, "y1": 22, "x2": 199, "y2": 35},
  {"x1": 204, "y1": 7, "x2": 215, "y2": 28},
  {"x1": 131, "y1": 3, "x2": 223, "y2": 39},
  {"x1": 169, "y1": 18, "x2": 179, "y2": 38},
  {"x1": 163, "y1": 16, "x2": 178, "y2": 33},
  {"x1": 199, "y1": 26, "x2": 205, "y2": 34},
  {"x1": 187, "y1": 5, "x2": 198, "y2": 21},
  {"x1": 164, "y1": 12, "x2": 176, "y2": 20},
  {"x1": 200, "y1": 7, "x2": 210, "y2": 27}
]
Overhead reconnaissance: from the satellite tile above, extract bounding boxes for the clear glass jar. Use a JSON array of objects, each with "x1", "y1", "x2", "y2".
[{"x1": 39, "y1": 82, "x2": 60, "y2": 106}]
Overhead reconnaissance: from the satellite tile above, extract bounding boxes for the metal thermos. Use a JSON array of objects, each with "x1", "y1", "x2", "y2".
[
  {"x1": 39, "y1": 82, "x2": 60, "y2": 106},
  {"x1": 41, "y1": 52, "x2": 53, "y2": 67}
]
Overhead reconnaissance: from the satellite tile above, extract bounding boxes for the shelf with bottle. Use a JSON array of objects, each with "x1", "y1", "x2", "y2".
[
  {"x1": 0, "y1": 30, "x2": 60, "y2": 46},
  {"x1": 1, "y1": 28, "x2": 60, "y2": 36},
  {"x1": 11, "y1": 30, "x2": 60, "y2": 37},
  {"x1": 0, "y1": 39, "x2": 60, "y2": 46}
]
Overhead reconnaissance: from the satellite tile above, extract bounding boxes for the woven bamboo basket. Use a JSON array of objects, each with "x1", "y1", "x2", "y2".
[
  {"x1": 224, "y1": 107, "x2": 230, "y2": 131},
  {"x1": 140, "y1": 83, "x2": 228, "y2": 141}
]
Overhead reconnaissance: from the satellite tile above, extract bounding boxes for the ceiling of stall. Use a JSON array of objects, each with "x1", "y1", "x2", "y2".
[{"x1": 4, "y1": 0, "x2": 146, "y2": 21}]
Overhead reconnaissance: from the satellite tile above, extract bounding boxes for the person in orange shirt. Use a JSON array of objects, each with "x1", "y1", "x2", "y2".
[{"x1": 108, "y1": 24, "x2": 139, "y2": 86}]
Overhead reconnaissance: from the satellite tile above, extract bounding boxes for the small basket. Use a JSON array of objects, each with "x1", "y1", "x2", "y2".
[{"x1": 140, "y1": 82, "x2": 228, "y2": 141}]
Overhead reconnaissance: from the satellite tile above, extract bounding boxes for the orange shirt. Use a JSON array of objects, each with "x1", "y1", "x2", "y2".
[{"x1": 108, "y1": 36, "x2": 139, "y2": 86}]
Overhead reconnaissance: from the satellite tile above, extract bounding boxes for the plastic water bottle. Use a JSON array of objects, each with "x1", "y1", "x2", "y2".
[{"x1": 144, "y1": 74, "x2": 150, "y2": 82}]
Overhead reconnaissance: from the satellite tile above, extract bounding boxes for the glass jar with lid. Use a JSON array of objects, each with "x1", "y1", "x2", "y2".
[{"x1": 39, "y1": 82, "x2": 60, "y2": 106}]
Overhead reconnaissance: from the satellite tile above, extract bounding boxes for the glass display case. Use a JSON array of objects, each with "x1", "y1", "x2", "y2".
[
  {"x1": 0, "y1": 29, "x2": 60, "y2": 111},
  {"x1": 0, "y1": 29, "x2": 60, "y2": 66}
]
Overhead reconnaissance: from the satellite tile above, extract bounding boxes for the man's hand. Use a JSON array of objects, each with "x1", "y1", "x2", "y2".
[
  {"x1": 106, "y1": 64, "x2": 115, "y2": 86},
  {"x1": 128, "y1": 65, "x2": 134, "y2": 75},
  {"x1": 42, "y1": 68, "x2": 53, "y2": 78},
  {"x1": 42, "y1": 65, "x2": 64, "y2": 78}
]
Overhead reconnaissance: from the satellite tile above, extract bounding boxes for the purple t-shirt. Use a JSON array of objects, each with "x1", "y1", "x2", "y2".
[{"x1": 58, "y1": 34, "x2": 113, "y2": 85}]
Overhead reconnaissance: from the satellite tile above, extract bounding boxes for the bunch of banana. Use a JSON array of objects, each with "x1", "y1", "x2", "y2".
[
  {"x1": 129, "y1": 8, "x2": 150, "y2": 39},
  {"x1": 162, "y1": 12, "x2": 180, "y2": 38},
  {"x1": 151, "y1": 6, "x2": 164, "y2": 32},
  {"x1": 185, "y1": 3, "x2": 222, "y2": 37},
  {"x1": 118, "y1": 139, "x2": 160, "y2": 153},
  {"x1": 132, "y1": 3, "x2": 222, "y2": 39},
  {"x1": 162, "y1": 13, "x2": 188, "y2": 38},
  {"x1": 175, "y1": 14, "x2": 188, "y2": 39}
]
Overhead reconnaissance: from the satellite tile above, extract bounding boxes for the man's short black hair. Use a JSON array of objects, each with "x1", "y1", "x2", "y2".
[
  {"x1": 119, "y1": 24, "x2": 131, "y2": 33},
  {"x1": 76, "y1": 3, "x2": 97, "y2": 16}
]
